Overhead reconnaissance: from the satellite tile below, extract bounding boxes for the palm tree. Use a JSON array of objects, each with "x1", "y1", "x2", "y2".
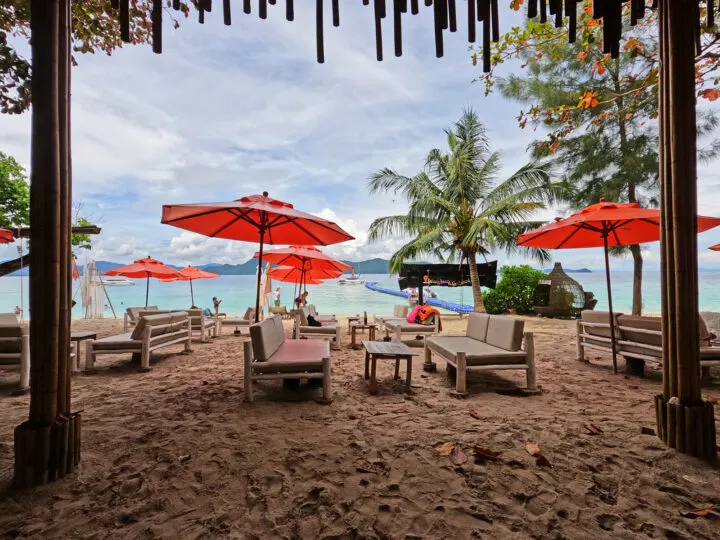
[{"x1": 368, "y1": 109, "x2": 568, "y2": 312}]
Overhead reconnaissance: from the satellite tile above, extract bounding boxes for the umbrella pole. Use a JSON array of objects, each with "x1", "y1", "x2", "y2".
[
  {"x1": 254, "y1": 227, "x2": 265, "y2": 323},
  {"x1": 603, "y1": 233, "x2": 618, "y2": 374},
  {"x1": 190, "y1": 279, "x2": 194, "y2": 307},
  {"x1": 145, "y1": 274, "x2": 150, "y2": 308}
]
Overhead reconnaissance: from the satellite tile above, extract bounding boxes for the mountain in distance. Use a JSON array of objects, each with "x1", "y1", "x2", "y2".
[{"x1": 541, "y1": 267, "x2": 592, "y2": 273}]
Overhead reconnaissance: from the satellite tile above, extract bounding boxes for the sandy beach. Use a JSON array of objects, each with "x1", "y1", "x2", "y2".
[{"x1": 1, "y1": 315, "x2": 719, "y2": 539}]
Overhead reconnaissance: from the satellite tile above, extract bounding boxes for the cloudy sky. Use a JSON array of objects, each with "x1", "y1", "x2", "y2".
[{"x1": 1, "y1": 4, "x2": 719, "y2": 271}]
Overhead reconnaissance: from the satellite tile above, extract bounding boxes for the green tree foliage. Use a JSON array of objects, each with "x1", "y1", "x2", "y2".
[
  {"x1": 0, "y1": 151, "x2": 95, "y2": 253},
  {"x1": 470, "y1": 1, "x2": 720, "y2": 315},
  {"x1": 0, "y1": 151, "x2": 29, "y2": 227},
  {"x1": 368, "y1": 109, "x2": 567, "y2": 312},
  {"x1": 495, "y1": 265, "x2": 546, "y2": 315},
  {"x1": 0, "y1": 0, "x2": 191, "y2": 114}
]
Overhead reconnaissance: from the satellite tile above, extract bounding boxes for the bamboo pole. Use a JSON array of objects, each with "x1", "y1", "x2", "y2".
[
  {"x1": 58, "y1": 0, "x2": 72, "y2": 417},
  {"x1": 28, "y1": 0, "x2": 61, "y2": 428},
  {"x1": 602, "y1": 231, "x2": 618, "y2": 373}
]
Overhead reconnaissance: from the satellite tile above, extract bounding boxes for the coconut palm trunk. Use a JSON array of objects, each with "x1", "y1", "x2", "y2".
[{"x1": 467, "y1": 251, "x2": 486, "y2": 312}]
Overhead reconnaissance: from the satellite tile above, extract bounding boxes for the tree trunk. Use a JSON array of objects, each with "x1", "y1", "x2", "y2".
[
  {"x1": 615, "y1": 66, "x2": 644, "y2": 317},
  {"x1": 630, "y1": 244, "x2": 643, "y2": 316},
  {"x1": 467, "y1": 251, "x2": 486, "y2": 313}
]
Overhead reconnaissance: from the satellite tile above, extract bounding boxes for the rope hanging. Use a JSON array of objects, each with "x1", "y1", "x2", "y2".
[{"x1": 110, "y1": 0, "x2": 716, "y2": 70}]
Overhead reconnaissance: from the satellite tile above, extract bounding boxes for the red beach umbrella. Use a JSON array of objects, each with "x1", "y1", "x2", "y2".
[
  {"x1": 160, "y1": 265, "x2": 220, "y2": 307},
  {"x1": 161, "y1": 192, "x2": 354, "y2": 322},
  {"x1": 268, "y1": 264, "x2": 343, "y2": 282},
  {"x1": 0, "y1": 228, "x2": 15, "y2": 244},
  {"x1": 518, "y1": 199, "x2": 720, "y2": 372},
  {"x1": 105, "y1": 256, "x2": 182, "y2": 307},
  {"x1": 710, "y1": 243, "x2": 720, "y2": 251},
  {"x1": 258, "y1": 246, "x2": 351, "y2": 293}
]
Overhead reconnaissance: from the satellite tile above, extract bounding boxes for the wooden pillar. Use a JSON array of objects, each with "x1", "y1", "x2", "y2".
[
  {"x1": 14, "y1": 0, "x2": 81, "y2": 489},
  {"x1": 655, "y1": 0, "x2": 716, "y2": 460}
]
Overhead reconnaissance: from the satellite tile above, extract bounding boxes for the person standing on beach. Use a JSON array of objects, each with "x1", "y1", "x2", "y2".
[
  {"x1": 272, "y1": 286, "x2": 281, "y2": 307},
  {"x1": 212, "y1": 296, "x2": 222, "y2": 315}
]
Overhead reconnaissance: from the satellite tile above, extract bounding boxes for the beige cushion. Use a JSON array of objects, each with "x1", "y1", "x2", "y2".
[
  {"x1": 393, "y1": 305, "x2": 409, "y2": 318},
  {"x1": 466, "y1": 313, "x2": 490, "y2": 342},
  {"x1": 127, "y1": 306, "x2": 158, "y2": 322},
  {"x1": 617, "y1": 315, "x2": 661, "y2": 347},
  {"x1": 252, "y1": 339, "x2": 329, "y2": 374},
  {"x1": 298, "y1": 307, "x2": 310, "y2": 326},
  {"x1": 385, "y1": 320, "x2": 436, "y2": 333},
  {"x1": 299, "y1": 326, "x2": 338, "y2": 335},
  {"x1": 250, "y1": 316, "x2": 285, "y2": 361},
  {"x1": 0, "y1": 313, "x2": 20, "y2": 324},
  {"x1": 429, "y1": 336, "x2": 528, "y2": 366},
  {"x1": 0, "y1": 324, "x2": 24, "y2": 359},
  {"x1": 91, "y1": 332, "x2": 142, "y2": 350},
  {"x1": 131, "y1": 313, "x2": 178, "y2": 340},
  {"x1": 485, "y1": 316, "x2": 524, "y2": 352},
  {"x1": 698, "y1": 315, "x2": 714, "y2": 347},
  {"x1": 700, "y1": 347, "x2": 720, "y2": 360}
]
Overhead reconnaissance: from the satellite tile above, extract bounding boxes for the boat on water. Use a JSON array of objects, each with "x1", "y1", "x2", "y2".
[
  {"x1": 101, "y1": 276, "x2": 135, "y2": 286},
  {"x1": 339, "y1": 269, "x2": 365, "y2": 285}
]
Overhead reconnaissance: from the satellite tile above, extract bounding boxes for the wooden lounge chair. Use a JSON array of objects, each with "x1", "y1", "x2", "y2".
[
  {"x1": 124, "y1": 305, "x2": 159, "y2": 332},
  {"x1": 0, "y1": 320, "x2": 30, "y2": 393},
  {"x1": 306, "y1": 304, "x2": 337, "y2": 323},
  {"x1": 187, "y1": 308, "x2": 218, "y2": 342},
  {"x1": 215, "y1": 308, "x2": 254, "y2": 336},
  {"x1": 384, "y1": 312, "x2": 440, "y2": 342},
  {"x1": 86, "y1": 312, "x2": 192, "y2": 371},
  {"x1": 294, "y1": 307, "x2": 341, "y2": 350},
  {"x1": 577, "y1": 310, "x2": 720, "y2": 379},
  {"x1": 243, "y1": 315, "x2": 332, "y2": 402},
  {"x1": 424, "y1": 313, "x2": 536, "y2": 395},
  {"x1": 373, "y1": 305, "x2": 409, "y2": 330},
  {"x1": 268, "y1": 306, "x2": 291, "y2": 319}
]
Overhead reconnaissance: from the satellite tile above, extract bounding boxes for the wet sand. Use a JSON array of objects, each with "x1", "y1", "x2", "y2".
[{"x1": 0, "y1": 315, "x2": 719, "y2": 539}]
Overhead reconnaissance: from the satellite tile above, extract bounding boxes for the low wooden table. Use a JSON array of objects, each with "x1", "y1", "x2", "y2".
[
  {"x1": 347, "y1": 315, "x2": 361, "y2": 330},
  {"x1": 350, "y1": 323, "x2": 376, "y2": 348},
  {"x1": 362, "y1": 339, "x2": 418, "y2": 394},
  {"x1": 71, "y1": 331, "x2": 98, "y2": 372}
]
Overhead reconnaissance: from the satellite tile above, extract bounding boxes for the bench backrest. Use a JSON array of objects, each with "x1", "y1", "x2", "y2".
[
  {"x1": 127, "y1": 306, "x2": 158, "y2": 322},
  {"x1": 131, "y1": 312, "x2": 188, "y2": 341},
  {"x1": 393, "y1": 305, "x2": 409, "y2": 318},
  {"x1": 616, "y1": 314, "x2": 661, "y2": 347},
  {"x1": 486, "y1": 316, "x2": 524, "y2": 351},
  {"x1": 250, "y1": 315, "x2": 285, "y2": 361},
  {"x1": 307, "y1": 304, "x2": 318, "y2": 317},
  {"x1": 0, "y1": 313, "x2": 20, "y2": 324},
  {"x1": 269, "y1": 306, "x2": 288, "y2": 315},
  {"x1": 580, "y1": 310, "x2": 618, "y2": 339},
  {"x1": 186, "y1": 308, "x2": 205, "y2": 327},
  {"x1": 466, "y1": 313, "x2": 490, "y2": 342},
  {"x1": 0, "y1": 324, "x2": 26, "y2": 358},
  {"x1": 297, "y1": 307, "x2": 310, "y2": 326}
]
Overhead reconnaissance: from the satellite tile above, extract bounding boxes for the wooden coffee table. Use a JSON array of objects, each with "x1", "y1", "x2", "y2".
[
  {"x1": 350, "y1": 323, "x2": 376, "y2": 348},
  {"x1": 71, "y1": 331, "x2": 98, "y2": 372},
  {"x1": 362, "y1": 339, "x2": 418, "y2": 394}
]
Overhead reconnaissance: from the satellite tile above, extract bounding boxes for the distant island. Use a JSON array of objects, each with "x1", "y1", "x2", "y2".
[{"x1": 541, "y1": 267, "x2": 592, "y2": 273}]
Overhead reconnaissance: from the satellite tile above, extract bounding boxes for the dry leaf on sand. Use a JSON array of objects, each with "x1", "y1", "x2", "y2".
[
  {"x1": 436, "y1": 442, "x2": 455, "y2": 456},
  {"x1": 680, "y1": 506, "x2": 716, "y2": 518},
  {"x1": 177, "y1": 455, "x2": 191, "y2": 463},
  {"x1": 585, "y1": 424, "x2": 603, "y2": 435},
  {"x1": 525, "y1": 441, "x2": 541, "y2": 456},
  {"x1": 450, "y1": 446, "x2": 468, "y2": 466},
  {"x1": 473, "y1": 447, "x2": 502, "y2": 463},
  {"x1": 469, "y1": 411, "x2": 483, "y2": 420},
  {"x1": 535, "y1": 455, "x2": 553, "y2": 468}
]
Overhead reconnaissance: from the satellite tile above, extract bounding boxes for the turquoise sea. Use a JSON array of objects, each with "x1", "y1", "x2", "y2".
[{"x1": 1, "y1": 271, "x2": 720, "y2": 318}]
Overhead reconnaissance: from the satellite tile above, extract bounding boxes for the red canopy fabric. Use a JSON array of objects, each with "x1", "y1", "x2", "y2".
[
  {"x1": 257, "y1": 246, "x2": 352, "y2": 273},
  {"x1": 161, "y1": 192, "x2": 354, "y2": 246},
  {"x1": 0, "y1": 228, "x2": 14, "y2": 244},
  {"x1": 517, "y1": 200, "x2": 720, "y2": 249},
  {"x1": 269, "y1": 265, "x2": 341, "y2": 282},
  {"x1": 104, "y1": 257, "x2": 180, "y2": 279},
  {"x1": 105, "y1": 257, "x2": 181, "y2": 306},
  {"x1": 710, "y1": 243, "x2": 720, "y2": 251},
  {"x1": 160, "y1": 265, "x2": 220, "y2": 282}
]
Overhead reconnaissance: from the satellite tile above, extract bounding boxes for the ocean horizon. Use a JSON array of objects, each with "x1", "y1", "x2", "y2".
[{"x1": 2, "y1": 270, "x2": 720, "y2": 319}]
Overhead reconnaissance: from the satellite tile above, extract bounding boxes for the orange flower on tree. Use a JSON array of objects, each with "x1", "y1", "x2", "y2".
[{"x1": 578, "y1": 91, "x2": 599, "y2": 109}]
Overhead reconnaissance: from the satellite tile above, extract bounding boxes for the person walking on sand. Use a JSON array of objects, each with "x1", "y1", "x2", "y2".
[
  {"x1": 212, "y1": 296, "x2": 222, "y2": 315},
  {"x1": 272, "y1": 286, "x2": 281, "y2": 307}
]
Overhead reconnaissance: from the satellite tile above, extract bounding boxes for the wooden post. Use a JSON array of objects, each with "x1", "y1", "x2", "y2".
[{"x1": 654, "y1": 0, "x2": 716, "y2": 460}]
